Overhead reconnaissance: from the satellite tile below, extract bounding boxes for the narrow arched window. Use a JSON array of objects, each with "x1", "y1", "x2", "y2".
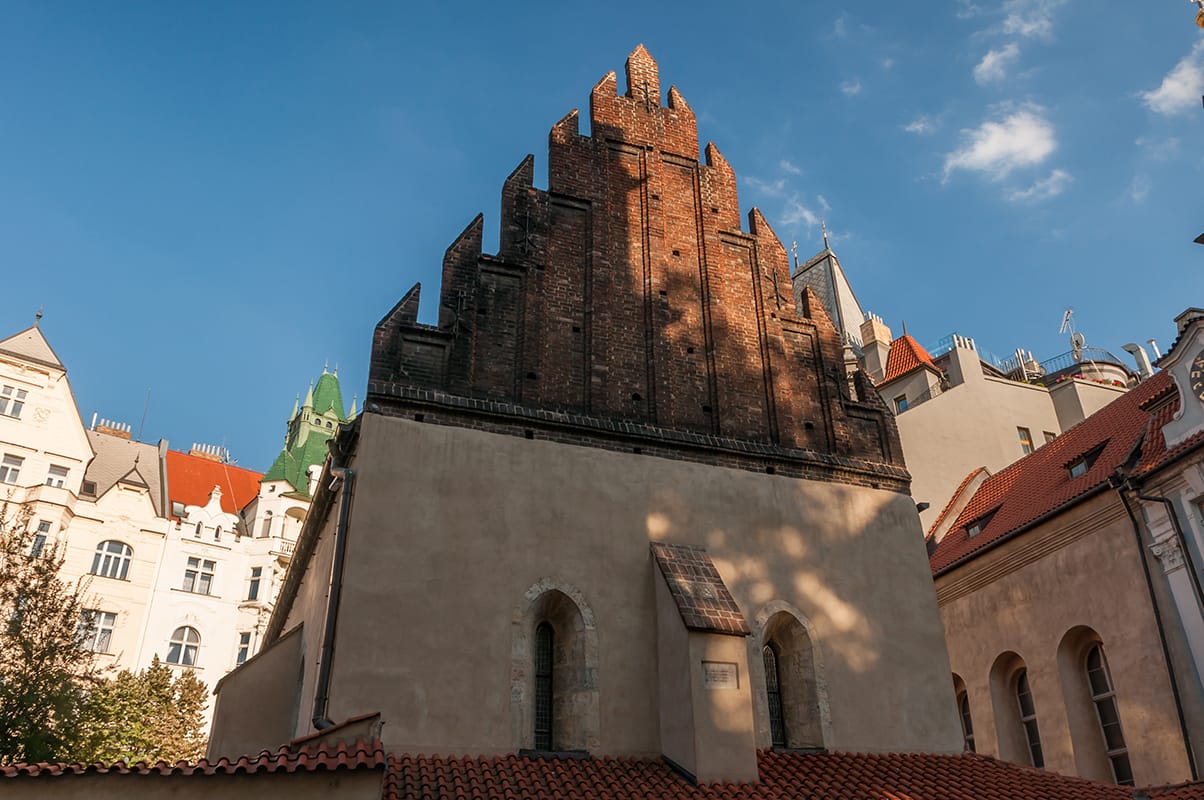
[
  {"x1": 958, "y1": 691, "x2": 976, "y2": 752},
  {"x1": 1015, "y1": 669, "x2": 1043, "y2": 767},
  {"x1": 763, "y1": 643, "x2": 787, "y2": 747},
  {"x1": 214, "y1": 525, "x2": 222, "y2": 542},
  {"x1": 166, "y1": 625, "x2": 200, "y2": 666},
  {"x1": 90, "y1": 540, "x2": 132, "y2": 580},
  {"x1": 1086, "y1": 645, "x2": 1132, "y2": 785},
  {"x1": 534, "y1": 622, "x2": 554, "y2": 750},
  {"x1": 260, "y1": 511, "x2": 273, "y2": 538},
  {"x1": 194, "y1": 522, "x2": 203, "y2": 538}
]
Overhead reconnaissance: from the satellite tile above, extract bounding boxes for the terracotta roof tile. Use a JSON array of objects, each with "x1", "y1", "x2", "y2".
[
  {"x1": 165, "y1": 450, "x2": 263, "y2": 517},
  {"x1": 883, "y1": 334, "x2": 939, "y2": 383},
  {"x1": 3, "y1": 742, "x2": 1166, "y2": 799},
  {"x1": 651, "y1": 542, "x2": 751, "y2": 636},
  {"x1": 927, "y1": 467, "x2": 989, "y2": 538},
  {"x1": 929, "y1": 370, "x2": 1204, "y2": 576}
]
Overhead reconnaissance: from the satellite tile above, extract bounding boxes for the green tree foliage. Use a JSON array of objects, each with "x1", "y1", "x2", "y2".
[
  {"x1": 0, "y1": 502, "x2": 99, "y2": 764},
  {"x1": 75, "y1": 658, "x2": 208, "y2": 764}
]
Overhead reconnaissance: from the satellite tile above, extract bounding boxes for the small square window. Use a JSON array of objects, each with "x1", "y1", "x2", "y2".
[
  {"x1": 1043, "y1": 431, "x2": 1057, "y2": 445},
  {"x1": 0, "y1": 454, "x2": 24, "y2": 485},
  {"x1": 894, "y1": 395, "x2": 909, "y2": 414},
  {"x1": 965, "y1": 509, "x2": 998, "y2": 538},
  {"x1": 1069, "y1": 459, "x2": 1089, "y2": 478},
  {"x1": 45, "y1": 465, "x2": 69, "y2": 488},
  {"x1": 170, "y1": 501, "x2": 185, "y2": 518},
  {"x1": 81, "y1": 480, "x2": 97, "y2": 497}
]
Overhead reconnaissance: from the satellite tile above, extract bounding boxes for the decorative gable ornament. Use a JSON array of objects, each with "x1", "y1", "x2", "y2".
[{"x1": 1159, "y1": 308, "x2": 1204, "y2": 449}]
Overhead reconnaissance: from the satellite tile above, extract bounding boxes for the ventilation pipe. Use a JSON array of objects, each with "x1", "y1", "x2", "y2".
[
  {"x1": 1148, "y1": 338, "x2": 1163, "y2": 360},
  {"x1": 312, "y1": 463, "x2": 356, "y2": 731},
  {"x1": 1122, "y1": 343, "x2": 1154, "y2": 381}
]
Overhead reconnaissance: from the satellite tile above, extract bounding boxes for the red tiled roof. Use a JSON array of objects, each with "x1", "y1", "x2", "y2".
[
  {"x1": 165, "y1": 450, "x2": 263, "y2": 517},
  {"x1": 883, "y1": 334, "x2": 939, "y2": 383},
  {"x1": 929, "y1": 370, "x2": 1203, "y2": 575},
  {"x1": 1, "y1": 742, "x2": 1149, "y2": 799},
  {"x1": 927, "y1": 467, "x2": 989, "y2": 538},
  {"x1": 1147, "y1": 780, "x2": 1204, "y2": 800}
]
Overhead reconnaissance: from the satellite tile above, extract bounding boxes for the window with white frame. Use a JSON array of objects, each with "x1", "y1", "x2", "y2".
[
  {"x1": 30, "y1": 520, "x2": 50, "y2": 557},
  {"x1": 45, "y1": 465, "x2": 69, "y2": 488},
  {"x1": 78, "y1": 610, "x2": 116, "y2": 653},
  {"x1": 0, "y1": 385, "x2": 27, "y2": 419},
  {"x1": 247, "y1": 566, "x2": 262, "y2": 601},
  {"x1": 236, "y1": 631, "x2": 252, "y2": 665},
  {"x1": 0, "y1": 455, "x2": 24, "y2": 485},
  {"x1": 91, "y1": 540, "x2": 132, "y2": 580},
  {"x1": 166, "y1": 626, "x2": 200, "y2": 666},
  {"x1": 182, "y1": 557, "x2": 215, "y2": 595},
  {"x1": 259, "y1": 510, "x2": 272, "y2": 538}
]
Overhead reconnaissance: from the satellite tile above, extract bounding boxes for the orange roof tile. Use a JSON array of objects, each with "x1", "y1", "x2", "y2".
[
  {"x1": 2, "y1": 741, "x2": 1154, "y2": 800},
  {"x1": 883, "y1": 334, "x2": 939, "y2": 383},
  {"x1": 929, "y1": 370, "x2": 1204, "y2": 575},
  {"x1": 165, "y1": 450, "x2": 263, "y2": 517}
]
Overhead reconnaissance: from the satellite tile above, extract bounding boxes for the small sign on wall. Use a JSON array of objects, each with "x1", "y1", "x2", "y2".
[{"x1": 702, "y1": 661, "x2": 739, "y2": 690}]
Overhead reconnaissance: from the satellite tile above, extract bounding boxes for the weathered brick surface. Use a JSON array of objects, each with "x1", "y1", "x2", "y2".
[{"x1": 368, "y1": 46, "x2": 905, "y2": 485}]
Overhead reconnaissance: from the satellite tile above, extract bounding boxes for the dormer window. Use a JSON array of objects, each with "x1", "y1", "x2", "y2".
[
  {"x1": 171, "y1": 501, "x2": 185, "y2": 518},
  {"x1": 1066, "y1": 445, "x2": 1105, "y2": 480},
  {"x1": 966, "y1": 509, "x2": 998, "y2": 538}
]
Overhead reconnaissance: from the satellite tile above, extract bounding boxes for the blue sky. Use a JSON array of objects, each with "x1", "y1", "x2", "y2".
[{"x1": 1, "y1": 2, "x2": 1201, "y2": 471}]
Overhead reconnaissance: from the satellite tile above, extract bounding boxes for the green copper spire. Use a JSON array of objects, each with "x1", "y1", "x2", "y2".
[{"x1": 263, "y1": 367, "x2": 352, "y2": 498}]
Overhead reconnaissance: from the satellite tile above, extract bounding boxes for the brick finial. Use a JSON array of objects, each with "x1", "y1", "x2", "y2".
[{"x1": 624, "y1": 44, "x2": 660, "y2": 108}]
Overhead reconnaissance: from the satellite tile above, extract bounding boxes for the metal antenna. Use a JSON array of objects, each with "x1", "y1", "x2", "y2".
[{"x1": 821, "y1": 219, "x2": 831, "y2": 250}]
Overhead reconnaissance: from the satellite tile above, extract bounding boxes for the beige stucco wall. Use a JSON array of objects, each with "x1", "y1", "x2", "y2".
[
  {"x1": 1048, "y1": 380, "x2": 1127, "y2": 432},
  {"x1": 261, "y1": 412, "x2": 961, "y2": 757},
  {"x1": 936, "y1": 491, "x2": 1193, "y2": 786},
  {"x1": 209, "y1": 625, "x2": 305, "y2": 759},
  {"x1": 898, "y1": 374, "x2": 1063, "y2": 530},
  {"x1": 0, "y1": 769, "x2": 384, "y2": 800}
]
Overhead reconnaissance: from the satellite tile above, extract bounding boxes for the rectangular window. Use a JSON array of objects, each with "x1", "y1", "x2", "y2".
[
  {"x1": 45, "y1": 465, "x2": 69, "y2": 488},
  {"x1": 78, "y1": 610, "x2": 117, "y2": 653},
  {"x1": 1043, "y1": 431, "x2": 1057, "y2": 444},
  {"x1": 247, "y1": 566, "x2": 262, "y2": 601},
  {"x1": 170, "y1": 501, "x2": 185, "y2": 518},
  {"x1": 182, "y1": 557, "x2": 216, "y2": 595},
  {"x1": 1017, "y1": 427, "x2": 1034, "y2": 455},
  {"x1": 30, "y1": 520, "x2": 50, "y2": 557},
  {"x1": 894, "y1": 395, "x2": 909, "y2": 413},
  {"x1": 236, "y1": 631, "x2": 252, "y2": 665},
  {"x1": 0, "y1": 385, "x2": 27, "y2": 418},
  {"x1": 80, "y1": 480, "x2": 97, "y2": 497},
  {"x1": 0, "y1": 455, "x2": 23, "y2": 485}
]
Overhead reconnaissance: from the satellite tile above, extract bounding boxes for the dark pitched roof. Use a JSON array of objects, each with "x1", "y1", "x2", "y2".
[
  {"x1": 0, "y1": 325, "x2": 64, "y2": 369},
  {"x1": 3, "y1": 741, "x2": 1161, "y2": 800},
  {"x1": 929, "y1": 370, "x2": 1200, "y2": 575},
  {"x1": 882, "y1": 334, "x2": 939, "y2": 383},
  {"x1": 651, "y1": 542, "x2": 751, "y2": 636}
]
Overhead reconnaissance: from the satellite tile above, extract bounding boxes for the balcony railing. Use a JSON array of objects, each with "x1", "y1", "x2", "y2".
[{"x1": 1037, "y1": 348, "x2": 1127, "y2": 377}]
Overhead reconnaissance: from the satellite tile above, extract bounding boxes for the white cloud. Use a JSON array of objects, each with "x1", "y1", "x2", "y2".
[
  {"x1": 881, "y1": 58, "x2": 895, "y2": 70},
  {"x1": 1001, "y1": 0, "x2": 1065, "y2": 40},
  {"x1": 833, "y1": 14, "x2": 848, "y2": 38},
  {"x1": 1141, "y1": 41, "x2": 1204, "y2": 116},
  {"x1": 778, "y1": 159, "x2": 802, "y2": 175},
  {"x1": 943, "y1": 104, "x2": 1056, "y2": 181},
  {"x1": 1135, "y1": 136, "x2": 1182, "y2": 161},
  {"x1": 1006, "y1": 168, "x2": 1072, "y2": 202},
  {"x1": 840, "y1": 80, "x2": 863, "y2": 96},
  {"x1": 903, "y1": 114, "x2": 940, "y2": 135},
  {"x1": 1128, "y1": 173, "x2": 1151, "y2": 203},
  {"x1": 956, "y1": 0, "x2": 983, "y2": 19},
  {"x1": 973, "y1": 43, "x2": 1021, "y2": 84},
  {"x1": 781, "y1": 196, "x2": 819, "y2": 228},
  {"x1": 745, "y1": 176, "x2": 787, "y2": 197},
  {"x1": 817, "y1": 195, "x2": 832, "y2": 214}
]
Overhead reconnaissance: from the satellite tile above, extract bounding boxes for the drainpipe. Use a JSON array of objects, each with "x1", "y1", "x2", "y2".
[
  {"x1": 1114, "y1": 482, "x2": 1199, "y2": 779},
  {"x1": 1134, "y1": 490, "x2": 1204, "y2": 615},
  {"x1": 311, "y1": 464, "x2": 356, "y2": 731}
]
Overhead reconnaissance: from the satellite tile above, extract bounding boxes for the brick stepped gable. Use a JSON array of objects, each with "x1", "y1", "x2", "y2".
[{"x1": 369, "y1": 46, "x2": 905, "y2": 488}]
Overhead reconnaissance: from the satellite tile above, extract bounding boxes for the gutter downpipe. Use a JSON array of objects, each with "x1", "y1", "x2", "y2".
[
  {"x1": 1115, "y1": 479, "x2": 1199, "y2": 780},
  {"x1": 311, "y1": 463, "x2": 356, "y2": 731},
  {"x1": 1134, "y1": 489, "x2": 1204, "y2": 616}
]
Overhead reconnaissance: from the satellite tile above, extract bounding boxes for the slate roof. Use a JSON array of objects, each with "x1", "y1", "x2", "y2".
[
  {"x1": 84, "y1": 431, "x2": 165, "y2": 516},
  {"x1": 882, "y1": 334, "x2": 939, "y2": 383},
  {"x1": 928, "y1": 370, "x2": 1199, "y2": 575},
  {"x1": 3, "y1": 739, "x2": 1184, "y2": 800},
  {"x1": 0, "y1": 325, "x2": 64, "y2": 369},
  {"x1": 165, "y1": 450, "x2": 262, "y2": 517},
  {"x1": 312, "y1": 371, "x2": 347, "y2": 419},
  {"x1": 651, "y1": 542, "x2": 751, "y2": 636},
  {"x1": 261, "y1": 434, "x2": 330, "y2": 496}
]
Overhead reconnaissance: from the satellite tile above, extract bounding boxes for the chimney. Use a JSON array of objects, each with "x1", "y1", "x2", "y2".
[
  {"x1": 859, "y1": 313, "x2": 892, "y2": 383},
  {"x1": 94, "y1": 417, "x2": 133, "y2": 440},
  {"x1": 189, "y1": 443, "x2": 229, "y2": 463}
]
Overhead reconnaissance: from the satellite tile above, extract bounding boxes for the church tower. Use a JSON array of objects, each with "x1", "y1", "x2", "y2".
[{"x1": 262, "y1": 366, "x2": 356, "y2": 498}]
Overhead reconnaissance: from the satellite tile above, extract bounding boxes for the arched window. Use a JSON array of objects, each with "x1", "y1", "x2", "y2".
[
  {"x1": 1086, "y1": 645, "x2": 1132, "y2": 785},
  {"x1": 194, "y1": 522, "x2": 203, "y2": 538},
  {"x1": 260, "y1": 511, "x2": 273, "y2": 538},
  {"x1": 958, "y1": 691, "x2": 976, "y2": 752},
  {"x1": 534, "y1": 622, "x2": 554, "y2": 750},
  {"x1": 214, "y1": 525, "x2": 222, "y2": 542},
  {"x1": 763, "y1": 643, "x2": 787, "y2": 747},
  {"x1": 759, "y1": 610, "x2": 825, "y2": 749},
  {"x1": 166, "y1": 626, "x2": 200, "y2": 666},
  {"x1": 90, "y1": 540, "x2": 132, "y2": 580},
  {"x1": 1015, "y1": 669, "x2": 1043, "y2": 768}
]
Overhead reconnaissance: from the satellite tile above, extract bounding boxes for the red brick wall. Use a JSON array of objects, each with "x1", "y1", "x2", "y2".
[{"x1": 370, "y1": 47, "x2": 903, "y2": 472}]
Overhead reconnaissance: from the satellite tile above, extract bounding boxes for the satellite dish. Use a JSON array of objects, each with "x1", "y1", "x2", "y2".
[{"x1": 1071, "y1": 331, "x2": 1085, "y2": 362}]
